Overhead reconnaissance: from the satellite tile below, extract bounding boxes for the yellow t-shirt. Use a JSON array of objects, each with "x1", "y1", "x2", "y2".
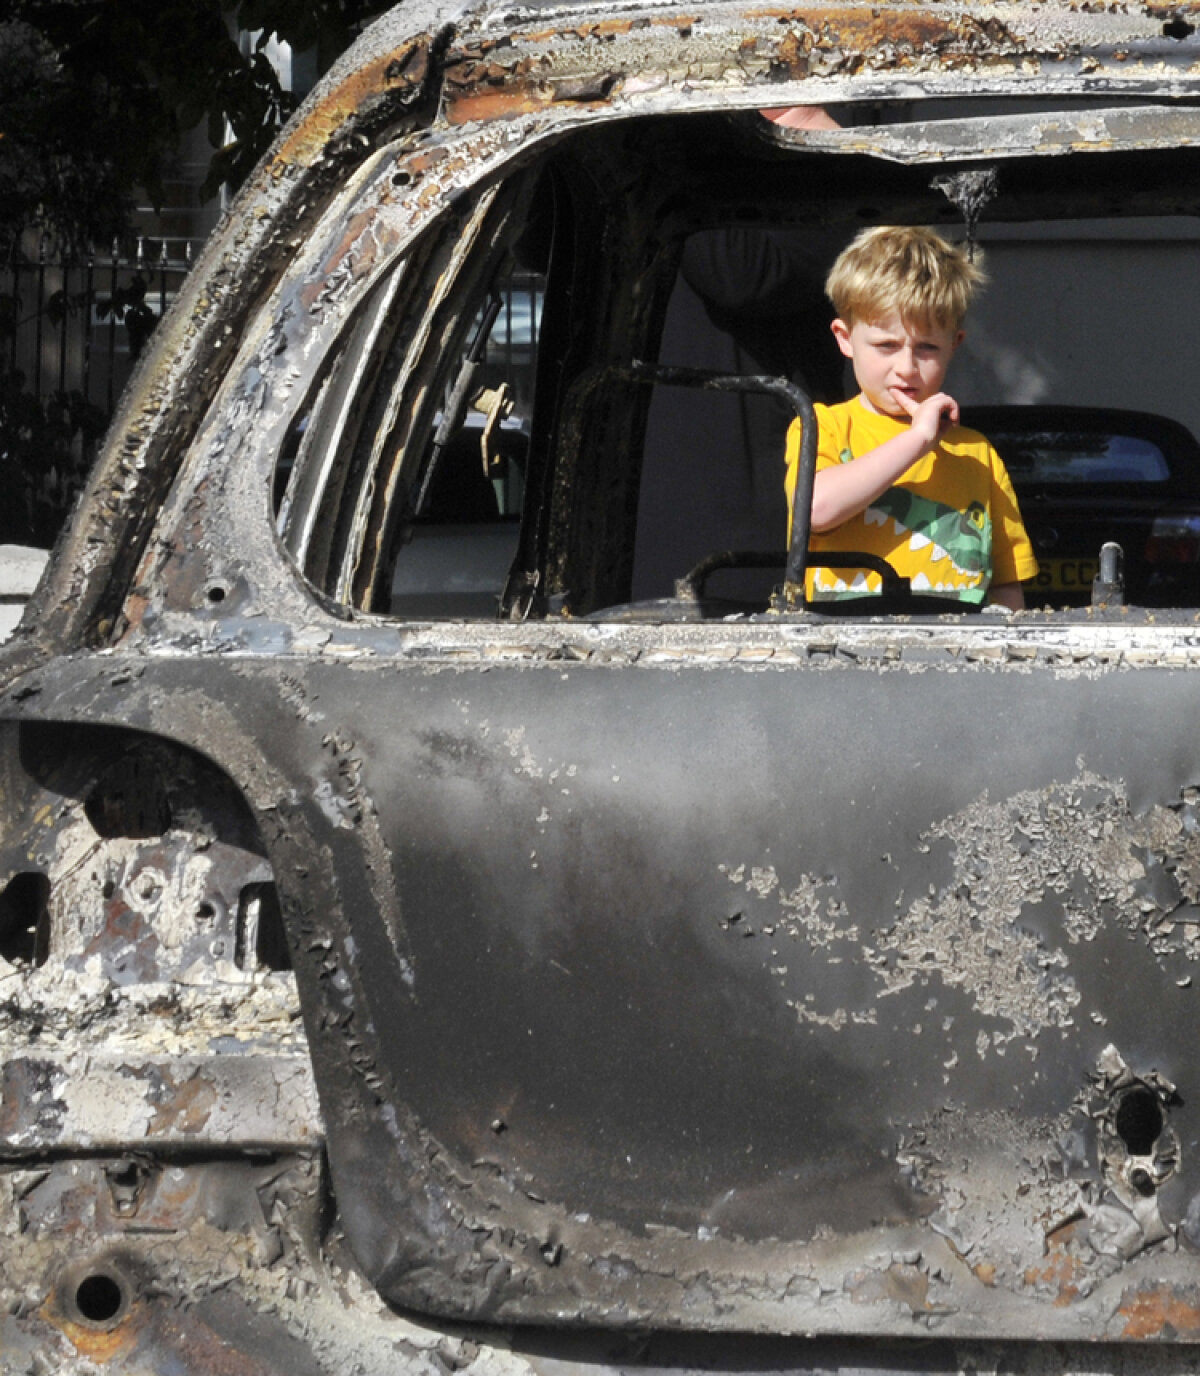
[{"x1": 784, "y1": 397, "x2": 1038, "y2": 604}]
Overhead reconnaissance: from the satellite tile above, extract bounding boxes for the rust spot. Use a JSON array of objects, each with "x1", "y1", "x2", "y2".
[
  {"x1": 146, "y1": 1070, "x2": 218, "y2": 1135},
  {"x1": 846, "y1": 1263, "x2": 933, "y2": 1313},
  {"x1": 79, "y1": 900, "x2": 157, "y2": 979},
  {"x1": 445, "y1": 86, "x2": 552, "y2": 126},
  {"x1": 54, "y1": 1317, "x2": 139, "y2": 1364},
  {"x1": 746, "y1": 6, "x2": 1022, "y2": 59},
  {"x1": 776, "y1": 28, "x2": 809, "y2": 75},
  {"x1": 269, "y1": 41, "x2": 431, "y2": 172},
  {"x1": 40, "y1": 1284, "x2": 144, "y2": 1365},
  {"x1": 1023, "y1": 1218, "x2": 1087, "y2": 1307},
  {"x1": 404, "y1": 146, "x2": 451, "y2": 176},
  {"x1": 1119, "y1": 1285, "x2": 1200, "y2": 1339},
  {"x1": 121, "y1": 591, "x2": 150, "y2": 634},
  {"x1": 442, "y1": 50, "x2": 546, "y2": 125}
]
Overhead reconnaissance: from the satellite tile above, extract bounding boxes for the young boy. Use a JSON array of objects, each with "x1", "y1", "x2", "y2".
[{"x1": 784, "y1": 225, "x2": 1036, "y2": 609}]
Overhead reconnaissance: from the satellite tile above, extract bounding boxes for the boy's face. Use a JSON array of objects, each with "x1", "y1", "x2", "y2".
[{"x1": 831, "y1": 312, "x2": 964, "y2": 418}]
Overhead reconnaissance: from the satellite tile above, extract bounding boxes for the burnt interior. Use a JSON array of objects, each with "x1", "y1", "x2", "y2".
[{"x1": 273, "y1": 105, "x2": 1200, "y2": 624}]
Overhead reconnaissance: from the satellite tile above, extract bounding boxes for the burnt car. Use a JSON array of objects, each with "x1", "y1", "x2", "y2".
[
  {"x1": 11, "y1": 1, "x2": 1200, "y2": 1372},
  {"x1": 964, "y1": 404, "x2": 1200, "y2": 607}
]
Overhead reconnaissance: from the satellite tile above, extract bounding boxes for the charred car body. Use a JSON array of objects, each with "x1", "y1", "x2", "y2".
[{"x1": 9, "y1": 1, "x2": 1200, "y2": 1370}]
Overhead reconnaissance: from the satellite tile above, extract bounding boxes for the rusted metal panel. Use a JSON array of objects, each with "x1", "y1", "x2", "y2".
[
  {"x1": 268, "y1": 38, "x2": 432, "y2": 171},
  {"x1": 0, "y1": 1053, "x2": 319, "y2": 1151},
  {"x1": 439, "y1": 0, "x2": 1200, "y2": 126}
]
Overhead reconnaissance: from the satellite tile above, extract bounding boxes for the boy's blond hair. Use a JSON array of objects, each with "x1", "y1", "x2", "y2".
[{"x1": 825, "y1": 225, "x2": 986, "y2": 331}]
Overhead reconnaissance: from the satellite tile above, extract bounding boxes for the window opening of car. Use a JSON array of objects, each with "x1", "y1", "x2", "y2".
[
  {"x1": 275, "y1": 112, "x2": 1200, "y2": 626},
  {"x1": 272, "y1": 181, "x2": 540, "y2": 609}
]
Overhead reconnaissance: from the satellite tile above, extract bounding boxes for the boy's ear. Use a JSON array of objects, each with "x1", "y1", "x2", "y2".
[{"x1": 831, "y1": 318, "x2": 854, "y2": 358}]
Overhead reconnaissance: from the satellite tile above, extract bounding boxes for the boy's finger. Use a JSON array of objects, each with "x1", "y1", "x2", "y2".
[
  {"x1": 890, "y1": 387, "x2": 919, "y2": 416},
  {"x1": 924, "y1": 393, "x2": 959, "y2": 426}
]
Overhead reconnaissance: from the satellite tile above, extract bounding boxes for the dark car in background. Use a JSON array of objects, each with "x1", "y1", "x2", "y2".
[
  {"x1": 11, "y1": 2, "x2": 1200, "y2": 1373},
  {"x1": 966, "y1": 405, "x2": 1200, "y2": 607}
]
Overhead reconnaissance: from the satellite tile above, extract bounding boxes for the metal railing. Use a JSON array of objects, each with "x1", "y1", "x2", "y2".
[
  {"x1": 3, "y1": 236, "x2": 195, "y2": 410},
  {"x1": 0, "y1": 236, "x2": 197, "y2": 545}
]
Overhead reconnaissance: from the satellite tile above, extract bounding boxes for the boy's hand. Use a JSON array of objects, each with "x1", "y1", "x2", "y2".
[
  {"x1": 808, "y1": 389, "x2": 961, "y2": 533},
  {"x1": 891, "y1": 389, "x2": 959, "y2": 450}
]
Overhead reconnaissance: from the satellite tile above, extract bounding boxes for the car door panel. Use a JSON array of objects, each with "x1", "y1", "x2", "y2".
[{"x1": 10, "y1": 633, "x2": 1200, "y2": 1337}]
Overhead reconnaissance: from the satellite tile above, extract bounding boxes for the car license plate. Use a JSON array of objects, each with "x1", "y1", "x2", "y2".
[{"x1": 1033, "y1": 557, "x2": 1099, "y2": 592}]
